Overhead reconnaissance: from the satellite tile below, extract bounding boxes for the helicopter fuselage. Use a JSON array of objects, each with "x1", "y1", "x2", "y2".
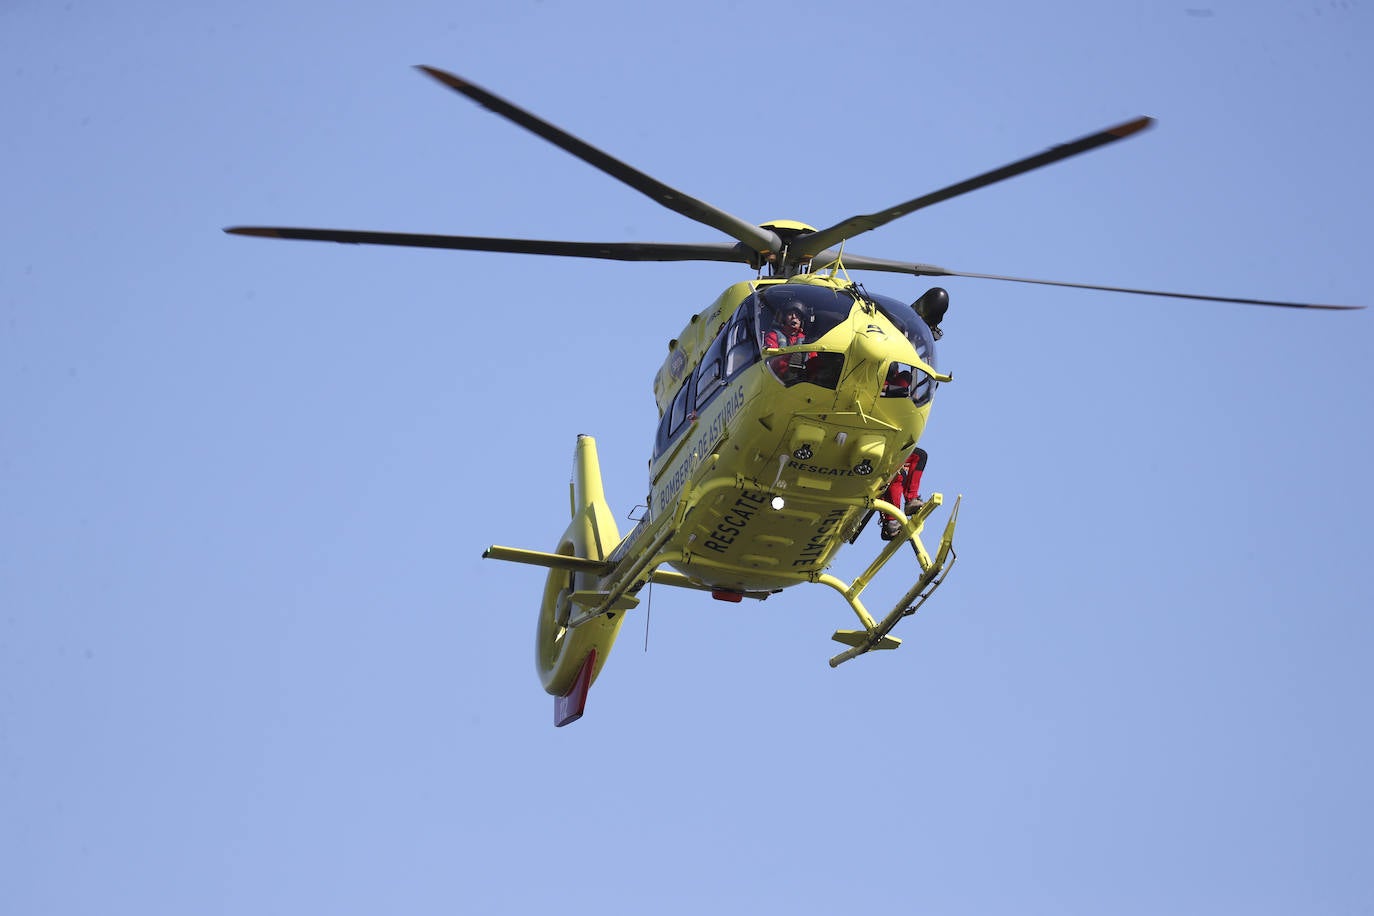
[{"x1": 636, "y1": 274, "x2": 942, "y2": 592}]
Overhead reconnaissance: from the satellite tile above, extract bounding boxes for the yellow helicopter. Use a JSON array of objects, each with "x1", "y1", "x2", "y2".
[{"x1": 227, "y1": 66, "x2": 1361, "y2": 726}]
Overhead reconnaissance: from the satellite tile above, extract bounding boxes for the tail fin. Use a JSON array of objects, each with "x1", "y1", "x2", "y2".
[{"x1": 536, "y1": 436, "x2": 627, "y2": 710}]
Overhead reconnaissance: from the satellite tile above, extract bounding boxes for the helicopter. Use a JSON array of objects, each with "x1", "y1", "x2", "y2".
[{"x1": 227, "y1": 66, "x2": 1361, "y2": 727}]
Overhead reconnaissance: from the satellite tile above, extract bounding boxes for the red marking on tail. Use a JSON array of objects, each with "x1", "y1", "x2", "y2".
[{"x1": 554, "y1": 649, "x2": 596, "y2": 727}]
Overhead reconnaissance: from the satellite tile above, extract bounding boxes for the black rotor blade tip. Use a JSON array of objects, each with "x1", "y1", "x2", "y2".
[
  {"x1": 415, "y1": 65, "x2": 466, "y2": 92},
  {"x1": 224, "y1": 226, "x2": 284, "y2": 238},
  {"x1": 1109, "y1": 116, "x2": 1155, "y2": 138}
]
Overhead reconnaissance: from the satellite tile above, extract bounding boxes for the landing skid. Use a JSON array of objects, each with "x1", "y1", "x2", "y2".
[{"x1": 823, "y1": 493, "x2": 960, "y2": 667}]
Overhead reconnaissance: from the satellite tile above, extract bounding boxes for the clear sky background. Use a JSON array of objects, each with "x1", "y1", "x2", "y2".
[{"x1": 3, "y1": 1, "x2": 1371, "y2": 914}]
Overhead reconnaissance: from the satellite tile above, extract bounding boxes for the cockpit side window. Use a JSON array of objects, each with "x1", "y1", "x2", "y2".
[
  {"x1": 870, "y1": 292, "x2": 939, "y2": 406},
  {"x1": 883, "y1": 361, "x2": 934, "y2": 405}
]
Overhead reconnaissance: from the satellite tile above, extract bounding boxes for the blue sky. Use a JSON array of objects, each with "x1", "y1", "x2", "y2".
[{"x1": 3, "y1": 1, "x2": 1371, "y2": 914}]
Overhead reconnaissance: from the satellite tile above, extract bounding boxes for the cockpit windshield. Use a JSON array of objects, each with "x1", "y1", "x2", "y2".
[
  {"x1": 868, "y1": 292, "x2": 938, "y2": 370},
  {"x1": 754, "y1": 285, "x2": 854, "y2": 350},
  {"x1": 753, "y1": 285, "x2": 854, "y2": 390}
]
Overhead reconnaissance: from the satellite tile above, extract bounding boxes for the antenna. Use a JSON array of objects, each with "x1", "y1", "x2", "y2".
[{"x1": 643, "y1": 581, "x2": 654, "y2": 652}]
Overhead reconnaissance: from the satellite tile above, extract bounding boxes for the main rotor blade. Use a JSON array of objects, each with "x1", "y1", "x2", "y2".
[
  {"x1": 224, "y1": 226, "x2": 755, "y2": 264},
  {"x1": 833, "y1": 252, "x2": 1363, "y2": 310},
  {"x1": 414, "y1": 66, "x2": 781, "y2": 258},
  {"x1": 794, "y1": 118, "x2": 1154, "y2": 259}
]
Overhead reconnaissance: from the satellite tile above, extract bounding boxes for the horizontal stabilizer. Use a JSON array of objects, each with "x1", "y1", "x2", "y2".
[
  {"x1": 831, "y1": 629, "x2": 901, "y2": 650},
  {"x1": 569, "y1": 590, "x2": 640, "y2": 612},
  {"x1": 483, "y1": 544, "x2": 612, "y2": 575}
]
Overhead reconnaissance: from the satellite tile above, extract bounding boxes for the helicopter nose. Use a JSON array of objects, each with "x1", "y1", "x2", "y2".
[{"x1": 850, "y1": 321, "x2": 899, "y2": 365}]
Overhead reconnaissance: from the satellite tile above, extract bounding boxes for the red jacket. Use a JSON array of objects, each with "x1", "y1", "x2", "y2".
[{"x1": 764, "y1": 328, "x2": 808, "y2": 375}]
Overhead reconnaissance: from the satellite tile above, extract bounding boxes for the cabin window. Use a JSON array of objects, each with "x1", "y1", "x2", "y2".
[
  {"x1": 700, "y1": 306, "x2": 760, "y2": 409},
  {"x1": 653, "y1": 407, "x2": 670, "y2": 459},
  {"x1": 695, "y1": 336, "x2": 725, "y2": 410},
  {"x1": 669, "y1": 376, "x2": 692, "y2": 436},
  {"x1": 696, "y1": 357, "x2": 724, "y2": 408},
  {"x1": 653, "y1": 376, "x2": 695, "y2": 459},
  {"x1": 653, "y1": 301, "x2": 761, "y2": 461},
  {"x1": 723, "y1": 316, "x2": 757, "y2": 378}
]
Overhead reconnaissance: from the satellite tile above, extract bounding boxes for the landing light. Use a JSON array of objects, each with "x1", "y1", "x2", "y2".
[{"x1": 771, "y1": 496, "x2": 785, "y2": 510}]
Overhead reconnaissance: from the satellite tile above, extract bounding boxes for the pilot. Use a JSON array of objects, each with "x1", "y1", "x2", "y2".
[
  {"x1": 763, "y1": 302, "x2": 809, "y2": 375},
  {"x1": 881, "y1": 447, "x2": 927, "y2": 541}
]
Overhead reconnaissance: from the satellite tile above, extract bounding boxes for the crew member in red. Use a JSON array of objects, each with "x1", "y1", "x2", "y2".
[
  {"x1": 881, "y1": 447, "x2": 928, "y2": 540},
  {"x1": 763, "y1": 302, "x2": 808, "y2": 376}
]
